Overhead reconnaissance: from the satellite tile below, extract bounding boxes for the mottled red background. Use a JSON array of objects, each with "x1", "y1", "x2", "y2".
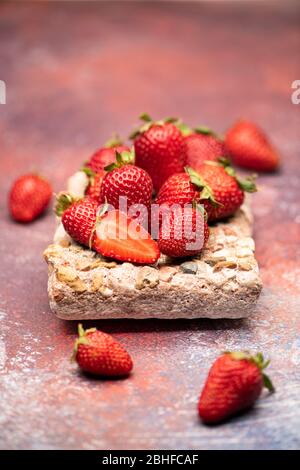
[{"x1": 0, "y1": 0, "x2": 300, "y2": 450}]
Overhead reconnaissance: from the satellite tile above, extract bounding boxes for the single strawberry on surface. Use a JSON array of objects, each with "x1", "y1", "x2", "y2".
[
  {"x1": 198, "y1": 351, "x2": 275, "y2": 424},
  {"x1": 184, "y1": 126, "x2": 226, "y2": 168},
  {"x1": 56, "y1": 195, "x2": 160, "y2": 264},
  {"x1": 9, "y1": 174, "x2": 52, "y2": 223},
  {"x1": 73, "y1": 324, "x2": 133, "y2": 377},
  {"x1": 158, "y1": 205, "x2": 209, "y2": 258},
  {"x1": 100, "y1": 149, "x2": 153, "y2": 215},
  {"x1": 131, "y1": 113, "x2": 187, "y2": 192},
  {"x1": 225, "y1": 120, "x2": 280, "y2": 172}
]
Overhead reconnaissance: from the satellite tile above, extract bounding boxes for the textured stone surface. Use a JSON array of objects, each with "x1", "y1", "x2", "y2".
[
  {"x1": 45, "y1": 201, "x2": 262, "y2": 319},
  {"x1": 0, "y1": 1, "x2": 300, "y2": 451}
]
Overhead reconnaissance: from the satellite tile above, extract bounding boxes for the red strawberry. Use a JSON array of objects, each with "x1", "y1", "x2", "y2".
[
  {"x1": 158, "y1": 206, "x2": 209, "y2": 258},
  {"x1": 156, "y1": 162, "x2": 256, "y2": 222},
  {"x1": 198, "y1": 351, "x2": 274, "y2": 424},
  {"x1": 195, "y1": 162, "x2": 254, "y2": 221},
  {"x1": 131, "y1": 114, "x2": 187, "y2": 192},
  {"x1": 84, "y1": 168, "x2": 105, "y2": 202},
  {"x1": 86, "y1": 136, "x2": 130, "y2": 174},
  {"x1": 56, "y1": 195, "x2": 160, "y2": 264},
  {"x1": 73, "y1": 324, "x2": 133, "y2": 377},
  {"x1": 225, "y1": 120, "x2": 280, "y2": 172},
  {"x1": 94, "y1": 209, "x2": 160, "y2": 264},
  {"x1": 100, "y1": 150, "x2": 153, "y2": 217},
  {"x1": 156, "y1": 172, "x2": 201, "y2": 207},
  {"x1": 185, "y1": 127, "x2": 226, "y2": 168},
  {"x1": 9, "y1": 174, "x2": 52, "y2": 223},
  {"x1": 57, "y1": 195, "x2": 98, "y2": 247}
]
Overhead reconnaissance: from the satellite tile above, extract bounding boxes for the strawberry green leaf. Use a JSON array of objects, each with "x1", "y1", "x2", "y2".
[
  {"x1": 116, "y1": 151, "x2": 123, "y2": 166},
  {"x1": 263, "y1": 373, "x2": 275, "y2": 393},
  {"x1": 164, "y1": 117, "x2": 179, "y2": 124},
  {"x1": 139, "y1": 113, "x2": 152, "y2": 122},
  {"x1": 55, "y1": 192, "x2": 78, "y2": 217},
  {"x1": 194, "y1": 126, "x2": 216, "y2": 136},
  {"x1": 175, "y1": 121, "x2": 192, "y2": 136},
  {"x1": 193, "y1": 201, "x2": 208, "y2": 221},
  {"x1": 104, "y1": 162, "x2": 118, "y2": 172},
  {"x1": 218, "y1": 156, "x2": 231, "y2": 166},
  {"x1": 236, "y1": 175, "x2": 257, "y2": 193},
  {"x1": 71, "y1": 324, "x2": 96, "y2": 361},
  {"x1": 218, "y1": 157, "x2": 257, "y2": 193},
  {"x1": 105, "y1": 150, "x2": 135, "y2": 171},
  {"x1": 129, "y1": 128, "x2": 141, "y2": 140},
  {"x1": 185, "y1": 166, "x2": 220, "y2": 207},
  {"x1": 104, "y1": 133, "x2": 123, "y2": 148},
  {"x1": 81, "y1": 166, "x2": 96, "y2": 178}
]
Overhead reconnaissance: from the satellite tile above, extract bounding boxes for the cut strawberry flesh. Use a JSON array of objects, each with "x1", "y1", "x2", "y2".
[{"x1": 94, "y1": 210, "x2": 160, "y2": 264}]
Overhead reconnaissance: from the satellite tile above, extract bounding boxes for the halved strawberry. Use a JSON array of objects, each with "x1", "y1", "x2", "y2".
[{"x1": 94, "y1": 210, "x2": 160, "y2": 265}]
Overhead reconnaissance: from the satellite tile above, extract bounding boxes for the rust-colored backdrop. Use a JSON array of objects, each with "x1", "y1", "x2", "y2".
[{"x1": 0, "y1": 1, "x2": 300, "y2": 449}]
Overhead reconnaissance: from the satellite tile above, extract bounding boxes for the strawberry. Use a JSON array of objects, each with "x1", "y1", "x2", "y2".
[
  {"x1": 184, "y1": 126, "x2": 226, "y2": 168},
  {"x1": 83, "y1": 168, "x2": 105, "y2": 202},
  {"x1": 73, "y1": 324, "x2": 133, "y2": 377},
  {"x1": 86, "y1": 135, "x2": 130, "y2": 174},
  {"x1": 156, "y1": 172, "x2": 202, "y2": 207},
  {"x1": 57, "y1": 194, "x2": 99, "y2": 247},
  {"x1": 156, "y1": 162, "x2": 256, "y2": 222},
  {"x1": 225, "y1": 120, "x2": 280, "y2": 172},
  {"x1": 9, "y1": 174, "x2": 52, "y2": 223},
  {"x1": 94, "y1": 209, "x2": 160, "y2": 264},
  {"x1": 56, "y1": 195, "x2": 160, "y2": 264},
  {"x1": 194, "y1": 162, "x2": 256, "y2": 221},
  {"x1": 131, "y1": 114, "x2": 187, "y2": 192},
  {"x1": 158, "y1": 205, "x2": 209, "y2": 258},
  {"x1": 198, "y1": 351, "x2": 274, "y2": 424},
  {"x1": 100, "y1": 150, "x2": 153, "y2": 217}
]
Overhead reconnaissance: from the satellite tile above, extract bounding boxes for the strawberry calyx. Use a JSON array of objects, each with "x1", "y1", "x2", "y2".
[
  {"x1": 226, "y1": 351, "x2": 275, "y2": 393},
  {"x1": 104, "y1": 150, "x2": 135, "y2": 172},
  {"x1": 194, "y1": 126, "x2": 218, "y2": 138},
  {"x1": 72, "y1": 323, "x2": 97, "y2": 361},
  {"x1": 211, "y1": 157, "x2": 257, "y2": 193},
  {"x1": 129, "y1": 113, "x2": 180, "y2": 139},
  {"x1": 55, "y1": 192, "x2": 80, "y2": 217},
  {"x1": 81, "y1": 166, "x2": 96, "y2": 187},
  {"x1": 192, "y1": 199, "x2": 208, "y2": 221},
  {"x1": 185, "y1": 166, "x2": 220, "y2": 207},
  {"x1": 104, "y1": 133, "x2": 123, "y2": 149}
]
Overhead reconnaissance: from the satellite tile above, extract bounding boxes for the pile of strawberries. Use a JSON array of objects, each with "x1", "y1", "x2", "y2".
[
  {"x1": 18, "y1": 115, "x2": 275, "y2": 263},
  {"x1": 8, "y1": 115, "x2": 279, "y2": 424},
  {"x1": 9, "y1": 115, "x2": 280, "y2": 267}
]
